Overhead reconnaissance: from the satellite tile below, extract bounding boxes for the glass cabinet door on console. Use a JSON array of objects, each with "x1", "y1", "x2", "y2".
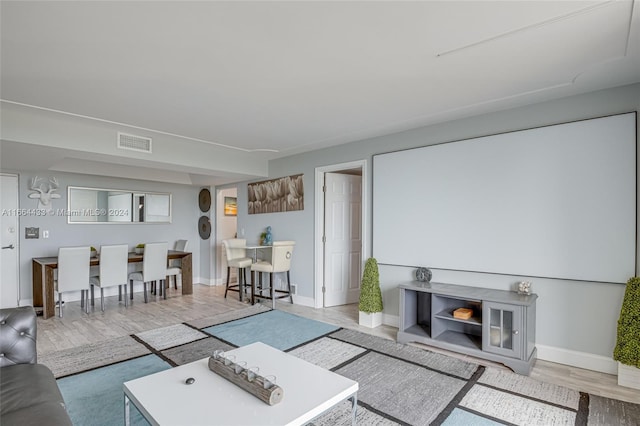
[{"x1": 482, "y1": 301, "x2": 522, "y2": 359}]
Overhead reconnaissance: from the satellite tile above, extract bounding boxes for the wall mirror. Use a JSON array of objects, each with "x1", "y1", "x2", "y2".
[{"x1": 67, "y1": 186, "x2": 172, "y2": 224}]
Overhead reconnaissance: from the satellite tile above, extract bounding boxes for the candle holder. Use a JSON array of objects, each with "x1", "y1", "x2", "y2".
[{"x1": 208, "y1": 356, "x2": 284, "y2": 405}]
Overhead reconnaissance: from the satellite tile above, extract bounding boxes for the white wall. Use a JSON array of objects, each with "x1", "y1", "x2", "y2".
[{"x1": 237, "y1": 83, "x2": 640, "y2": 373}]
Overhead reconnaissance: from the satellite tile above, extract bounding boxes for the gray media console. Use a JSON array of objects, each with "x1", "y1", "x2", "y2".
[{"x1": 397, "y1": 281, "x2": 537, "y2": 375}]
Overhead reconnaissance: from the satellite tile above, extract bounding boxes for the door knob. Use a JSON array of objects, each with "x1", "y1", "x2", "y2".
[
  {"x1": 2, "y1": 244, "x2": 15, "y2": 250},
  {"x1": 513, "y1": 330, "x2": 519, "y2": 335}
]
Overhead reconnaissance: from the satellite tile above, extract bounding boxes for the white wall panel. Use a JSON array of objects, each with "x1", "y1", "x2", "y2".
[{"x1": 373, "y1": 113, "x2": 636, "y2": 283}]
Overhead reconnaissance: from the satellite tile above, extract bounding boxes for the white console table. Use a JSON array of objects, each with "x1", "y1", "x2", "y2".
[{"x1": 397, "y1": 281, "x2": 537, "y2": 375}]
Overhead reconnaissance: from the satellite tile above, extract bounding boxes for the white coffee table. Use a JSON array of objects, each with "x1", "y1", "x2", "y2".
[{"x1": 123, "y1": 342, "x2": 358, "y2": 425}]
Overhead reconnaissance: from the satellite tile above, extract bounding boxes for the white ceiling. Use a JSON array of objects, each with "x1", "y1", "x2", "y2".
[{"x1": 1, "y1": 1, "x2": 639, "y2": 184}]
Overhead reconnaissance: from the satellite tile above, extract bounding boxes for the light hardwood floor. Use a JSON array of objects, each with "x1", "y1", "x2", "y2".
[{"x1": 36, "y1": 284, "x2": 640, "y2": 405}]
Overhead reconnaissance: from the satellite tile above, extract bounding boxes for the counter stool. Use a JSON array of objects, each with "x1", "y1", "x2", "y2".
[
  {"x1": 223, "y1": 239, "x2": 252, "y2": 302},
  {"x1": 250, "y1": 241, "x2": 295, "y2": 309}
]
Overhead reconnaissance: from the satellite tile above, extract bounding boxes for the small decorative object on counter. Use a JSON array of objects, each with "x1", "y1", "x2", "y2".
[
  {"x1": 415, "y1": 267, "x2": 432, "y2": 283},
  {"x1": 263, "y1": 226, "x2": 273, "y2": 245},
  {"x1": 517, "y1": 281, "x2": 532, "y2": 295}
]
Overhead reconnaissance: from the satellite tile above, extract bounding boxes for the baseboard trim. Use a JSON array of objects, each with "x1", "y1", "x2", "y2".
[
  {"x1": 195, "y1": 277, "x2": 217, "y2": 286},
  {"x1": 536, "y1": 344, "x2": 618, "y2": 374},
  {"x1": 382, "y1": 313, "x2": 399, "y2": 328},
  {"x1": 292, "y1": 294, "x2": 315, "y2": 307}
]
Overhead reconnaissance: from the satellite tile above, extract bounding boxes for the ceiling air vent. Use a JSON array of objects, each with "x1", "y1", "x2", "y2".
[{"x1": 117, "y1": 132, "x2": 152, "y2": 153}]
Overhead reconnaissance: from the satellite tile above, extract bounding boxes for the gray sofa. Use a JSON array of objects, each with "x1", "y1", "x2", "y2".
[{"x1": 0, "y1": 306, "x2": 72, "y2": 426}]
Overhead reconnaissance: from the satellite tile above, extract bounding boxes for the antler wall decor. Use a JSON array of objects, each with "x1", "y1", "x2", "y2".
[{"x1": 28, "y1": 176, "x2": 61, "y2": 209}]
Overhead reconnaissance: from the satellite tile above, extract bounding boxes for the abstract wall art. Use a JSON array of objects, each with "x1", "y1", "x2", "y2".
[{"x1": 248, "y1": 174, "x2": 304, "y2": 215}]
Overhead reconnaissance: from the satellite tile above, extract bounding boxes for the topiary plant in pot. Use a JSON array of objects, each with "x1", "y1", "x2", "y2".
[
  {"x1": 358, "y1": 257, "x2": 383, "y2": 328},
  {"x1": 613, "y1": 276, "x2": 640, "y2": 389}
]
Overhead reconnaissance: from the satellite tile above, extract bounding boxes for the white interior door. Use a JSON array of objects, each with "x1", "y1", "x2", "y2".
[
  {"x1": 216, "y1": 188, "x2": 238, "y2": 284},
  {"x1": 1, "y1": 174, "x2": 20, "y2": 308},
  {"x1": 323, "y1": 172, "x2": 362, "y2": 307}
]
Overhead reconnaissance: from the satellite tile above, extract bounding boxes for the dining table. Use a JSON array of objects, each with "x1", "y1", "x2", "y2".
[{"x1": 32, "y1": 250, "x2": 192, "y2": 319}]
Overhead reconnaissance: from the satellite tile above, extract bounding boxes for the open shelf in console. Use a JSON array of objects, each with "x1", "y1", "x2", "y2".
[
  {"x1": 403, "y1": 323, "x2": 430, "y2": 339},
  {"x1": 430, "y1": 293, "x2": 482, "y2": 348},
  {"x1": 432, "y1": 295, "x2": 481, "y2": 322},
  {"x1": 435, "y1": 330, "x2": 482, "y2": 350},
  {"x1": 434, "y1": 311, "x2": 482, "y2": 326}
]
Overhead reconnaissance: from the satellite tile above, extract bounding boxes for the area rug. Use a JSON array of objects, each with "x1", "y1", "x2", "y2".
[
  {"x1": 56, "y1": 354, "x2": 170, "y2": 426},
  {"x1": 203, "y1": 309, "x2": 340, "y2": 350},
  {"x1": 43, "y1": 307, "x2": 640, "y2": 426}
]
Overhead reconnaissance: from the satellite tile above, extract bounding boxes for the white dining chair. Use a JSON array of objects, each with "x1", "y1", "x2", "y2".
[
  {"x1": 128, "y1": 242, "x2": 168, "y2": 303},
  {"x1": 54, "y1": 246, "x2": 91, "y2": 317},
  {"x1": 250, "y1": 241, "x2": 295, "y2": 308},
  {"x1": 90, "y1": 244, "x2": 129, "y2": 311},
  {"x1": 166, "y1": 239, "x2": 189, "y2": 290},
  {"x1": 222, "y1": 239, "x2": 252, "y2": 301}
]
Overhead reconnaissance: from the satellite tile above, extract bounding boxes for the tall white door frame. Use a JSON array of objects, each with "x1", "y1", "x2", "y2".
[
  {"x1": 215, "y1": 187, "x2": 238, "y2": 285},
  {"x1": 314, "y1": 160, "x2": 367, "y2": 309},
  {"x1": 1, "y1": 173, "x2": 20, "y2": 308}
]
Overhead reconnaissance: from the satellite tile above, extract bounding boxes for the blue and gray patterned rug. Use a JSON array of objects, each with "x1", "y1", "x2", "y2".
[{"x1": 41, "y1": 306, "x2": 639, "y2": 426}]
